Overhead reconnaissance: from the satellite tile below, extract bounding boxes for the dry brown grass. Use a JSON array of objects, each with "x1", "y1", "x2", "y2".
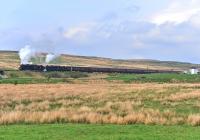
[
  {"x1": 0, "y1": 52, "x2": 20, "y2": 69},
  {"x1": 187, "y1": 114, "x2": 200, "y2": 126},
  {"x1": 0, "y1": 109, "x2": 174, "y2": 125},
  {"x1": 1, "y1": 83, "x2": 200, "y2": 125},
  {"x1": 167, "y1": 91, "x2": 200, "y2": 101}
]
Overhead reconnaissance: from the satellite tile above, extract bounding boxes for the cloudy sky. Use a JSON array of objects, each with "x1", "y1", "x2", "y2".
[{"x1": 1, "y1": 0, "x2": 200, "y2": 63}]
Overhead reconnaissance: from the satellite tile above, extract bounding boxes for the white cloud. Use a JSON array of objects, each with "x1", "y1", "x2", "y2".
[
  {"x1": 151, "y1": 0, "x2": 200, "y2": 25},
  {"x1": 63, "y1": 23, "x2": 95, "y2": 42}
]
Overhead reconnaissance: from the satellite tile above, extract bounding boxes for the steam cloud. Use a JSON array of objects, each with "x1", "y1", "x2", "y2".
[
  {"x1": 19, "y1": 45, "x2": 58, "y2": 64},
  {"x1": 45, "y1": 54, "x2": 57, "y2": 63},
  {"x1": 19, "y1": 45, "x2": 35, "y2": 64}
]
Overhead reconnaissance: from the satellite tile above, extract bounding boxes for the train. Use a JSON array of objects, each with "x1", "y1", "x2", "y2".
[
  {"x1": 19, "y1": 64, "x2": 181, "y2": 74},
  {"x1": 0, "y1": 70, "x2": 4, "y2": 75}
]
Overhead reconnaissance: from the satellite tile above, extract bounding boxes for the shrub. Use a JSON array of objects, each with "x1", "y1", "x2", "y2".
[
  {"x1": 70, "y1": 72, "x2": 88, "y2": 79},
  {"x1": 44, "y1": 72, "x2": 88, "y2": 79},
  {"x1": 10, "y1": 73, "x2": 19, "y2": 78},
  {"x1": 45, "y1": 72, "x2": 64, "y2": 78}
]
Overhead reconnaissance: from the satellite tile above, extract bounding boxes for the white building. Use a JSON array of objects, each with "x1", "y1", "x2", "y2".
[{"x1": 189, "y1": 67, "x2": 199, "y2": 75}]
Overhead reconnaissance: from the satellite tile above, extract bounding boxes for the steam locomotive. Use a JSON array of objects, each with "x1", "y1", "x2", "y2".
[{"x1": 19, "y1": 64, "x2": 181, "y2": 74}]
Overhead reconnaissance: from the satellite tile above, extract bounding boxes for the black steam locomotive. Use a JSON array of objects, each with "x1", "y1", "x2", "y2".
[
  {"x1": 0, "y1": 70, "x2": 4, "y2": 75},
  {"x1": 19, "y1": 64, "x2": 181, "y2": 74}
]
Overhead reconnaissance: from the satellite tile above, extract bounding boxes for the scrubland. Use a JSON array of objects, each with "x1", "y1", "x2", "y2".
[{"x1": 1, "y1": 82, "x2": 200, "y2": 126}]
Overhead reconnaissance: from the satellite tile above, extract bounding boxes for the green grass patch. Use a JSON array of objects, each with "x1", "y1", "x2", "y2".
[
  {"x1": 49, "y1": 103, "x2": 63, "y2": 110},
  {"x1": 107, "y1": 73, "x2": 200, "y2": 83},
  {"x1": 21, "y1": 99, "x2": 32, "y2": 106},
  {"x1": 0, "y1": 78, "x2": 69, "y2": 84},
  {"x1": 0, "y1": 124, "x2": 200, "y2": 140},
  {"x1": 0, "y1": 71, "x2": 89, "y2": 84}
]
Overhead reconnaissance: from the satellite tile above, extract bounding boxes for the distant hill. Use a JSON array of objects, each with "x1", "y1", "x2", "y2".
[{"x1": 0, "y1": 51, "x2": 198, "y2": 71}]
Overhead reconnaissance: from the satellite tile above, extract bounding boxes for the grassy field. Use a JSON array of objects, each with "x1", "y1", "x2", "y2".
[
  {"x1": 1, "y1": 51, "x2": 200, "y2": 139},
  {"x1": 0, "y1": 71, "x2": 89, "y2": 84},
  {"x1": 2, "y1": 71, "x2": 200, "y2": 84},
  {"x1": 1, "y1": 83, "x2": 200, "y2": 126},
  {"x1": 107, "y1": 73, "x2": 200, "y2": 83},
  {"x1": 0, "y1": 124, "x2": 200, "y2": 140}
]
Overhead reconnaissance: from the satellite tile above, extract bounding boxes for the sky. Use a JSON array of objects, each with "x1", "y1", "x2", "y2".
[{"x1": 1, "y1": 0, "x2": 200, "y2": 63}]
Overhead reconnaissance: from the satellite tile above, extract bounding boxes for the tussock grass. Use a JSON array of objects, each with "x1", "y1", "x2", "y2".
[
  {"x1": 1, "y1": 83, "x2": 200, "y2": 125},
  {"x1": 0, "y1": 109, "x2": 181, "y2": 125},
  {"x1": 188, "y1": 114, "x2": 200, "y2": 126},
  {"x1": 167, "y1": 91, "x2": 200, "y2": 101}
]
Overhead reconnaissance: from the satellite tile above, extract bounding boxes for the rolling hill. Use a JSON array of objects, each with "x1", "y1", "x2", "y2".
[{"x1": 0, "y1": 51, "x2": 198, "y2": 71}]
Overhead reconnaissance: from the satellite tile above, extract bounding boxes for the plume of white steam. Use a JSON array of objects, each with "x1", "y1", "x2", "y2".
[
  {"x1": 19, "y1": 43, "x2": 59, "y2": 64},
  {"x1": 19, "y1": 45, "x2": 35, "y2": 64},
  {"x1": 45, "y1": 54, "x2": 57, "y2": 63}
]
